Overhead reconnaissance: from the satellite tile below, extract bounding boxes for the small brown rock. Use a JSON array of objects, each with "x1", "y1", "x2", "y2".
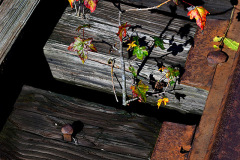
[{"x1": 207, "y1": 50, "x2": 228, "y2": 67}]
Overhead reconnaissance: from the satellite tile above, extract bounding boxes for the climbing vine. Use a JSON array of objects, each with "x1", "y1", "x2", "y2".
[{"x1": 66, "y1": 0, "x2": 239, "y2": 109}]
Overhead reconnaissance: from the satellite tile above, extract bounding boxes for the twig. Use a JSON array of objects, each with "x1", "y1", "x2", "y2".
[
  {"x1": 126, "y1": 97, "x2": 139, "y2": 104},
  {"x1": 124, "y1": 0, "x2": 171, "y2": 12},
  {"x1": 182, "y1": 0, "x2": 194, "y2": 6},
  {"x1": 109, "y1": 59, "x2": 119, "y2": 102},
  {"x1": 163, "y1": 81, "x2": 170, "y2": 93},
  {"x1": 118, "y1": 11, "x2": 127, "y2": 106},
  {"x1": 219, "y1": 6, "x2": 236, "y2": 49}
]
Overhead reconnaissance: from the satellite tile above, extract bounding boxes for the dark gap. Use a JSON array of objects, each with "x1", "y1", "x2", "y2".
[{"x1": 0, "y1": 0, "x2": 68, "y2": 131}]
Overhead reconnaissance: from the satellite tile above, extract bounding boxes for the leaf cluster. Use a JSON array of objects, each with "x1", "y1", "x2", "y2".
[
  {"x1": 130, "y1": 81, "x2": 149, "y2": 102},
  {"x1": 68, "y1": 37, "x2": 97, "y2": 64},
  {"x1": 166, "y1": 67, "x2": 180, "y2": 86}
]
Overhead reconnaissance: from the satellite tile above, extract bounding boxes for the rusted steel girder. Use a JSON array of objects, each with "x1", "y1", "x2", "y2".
[
  {"x1": 189, "y1": 4, "x2": 240, "y2": 159},
  {"x1": 151, "y1": 122, "x2": 195, "y2": 160}
]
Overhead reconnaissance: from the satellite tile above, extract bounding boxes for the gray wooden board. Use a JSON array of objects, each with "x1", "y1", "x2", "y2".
[
  {"x1": 44, "y1": 1, "x2": 208, "y2": 115},
  {"x1": 117, "y1": 0, "x2": 233, "y2": 20},
  {"x1": 0, "y1": 85, "x2": 161, "y2": 160},
  {"x1": 0, "y1": 0, "x2": 40, "y2": 64}
]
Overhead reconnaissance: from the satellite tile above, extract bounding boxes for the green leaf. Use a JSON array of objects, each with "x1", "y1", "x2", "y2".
[
  {"x1": 213, "y1": 45, "x2": 219, "y2": 49},
  {"x1": 129, "y1": 66, "x2": 137, "y2": 78},
  {"x1": 133, "y1": 46, "x2": 148, "y2": 60},
  {"x1": 213, "y1": 36, "x2": 239, "y2": 51},
  {"x1": 213, "y1": 36, "x2": 222, "y2": 42},
  {"x1": 133, "y1": 36, "x2": 139, "y2": 46},
  {"x1": 223, "y1": 38, "x2": 239, "y2": 51},
  {"x1": 152, "y1": 36, "x2": 165, "y2": 50},
  {"x1": 169, "y1": 80, "x2": 175, "y2": 86}
]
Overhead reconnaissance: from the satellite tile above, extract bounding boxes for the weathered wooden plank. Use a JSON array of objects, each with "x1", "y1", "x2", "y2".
[
  {"x1": 0, "y1": 0, "x2": 40, "y2": 64},
  {"x1": 0, "y1": 85, "x2": 161, "y2": 159},
  {"x1": 117, "y1": 0, "x2": 233, "y2": 20},
  {"x1": 44, "y1": 0, "x2": 208, "y2": 115}
]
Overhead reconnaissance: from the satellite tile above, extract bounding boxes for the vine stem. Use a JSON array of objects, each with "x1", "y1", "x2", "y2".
[
  {"x1": 125, "y1": 0, "x2": 171, "y2": 12},
  {"x1": 182, "y1": 0, "x2": 194, "y2": 6},
  {"x1": 119, "y1": 11, "x2": 127, "y2": 106},
  {"x1": 110, "y1": 59, "x2": 119, "y2": 102},
  {"x1": 219, "y1": 6, "x2": 236, "y2": 49}
]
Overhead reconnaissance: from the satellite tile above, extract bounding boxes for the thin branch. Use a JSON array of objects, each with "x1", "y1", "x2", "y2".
[
  {"x1": 124, "y1": 0, "x2": 171, "y2": 12},
  {"x1": 118, "y1": 11, "x2": 127, "y2": 106},
  {"x1": 110, "y1": 59, "x2": 119, "y2": 102},
  {"x1": 182, "y1": 0, "x2": 194, "y2": 6},
  {"x1": 219, "y1": 6, "x2": 236, "y2": 49},
  {"x1": 126, "y1": 97, "x2": 139, "y2": 104}
]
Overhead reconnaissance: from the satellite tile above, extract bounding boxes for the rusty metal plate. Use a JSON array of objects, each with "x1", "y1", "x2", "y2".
[
  {"x1": 181, "y1": 19, "x2": 228, "y2": 91},
  {"x1": 151, "y1": 122, "x2": 195, "y2": 160}
]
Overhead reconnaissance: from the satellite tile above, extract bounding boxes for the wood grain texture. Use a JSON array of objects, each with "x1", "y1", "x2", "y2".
[
  {"x1": 44, "y1": 1, "x2": 208, "y2": 114},
  {"x1": 0, "y1": 0, "x2": 40, "y2": 64},
  {"x1": 117, "y1": 0, "x2": 233, "y2": 20},
  {"x1": 0, "y1": 85, "x2": 161, "y2": 160}
]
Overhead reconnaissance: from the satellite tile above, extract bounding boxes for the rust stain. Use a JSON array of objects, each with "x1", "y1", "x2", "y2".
[
  {"x1": 181, "y1": 19, "x2": 228, "y2": 91},
  {"x1": 151, "y1": 122, "x2": 195, "y2": 160}
]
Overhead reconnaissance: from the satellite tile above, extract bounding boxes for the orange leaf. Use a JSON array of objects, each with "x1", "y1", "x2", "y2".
[
  {"x1": 187, "y1": 6, "x2": 209, "y2": 30},
  {"x1": 116, "y1": 22, "x2": 131, "y2": 42},
  {"x1": 84, "y1": 0, "x2": 98, "y2": 13}
]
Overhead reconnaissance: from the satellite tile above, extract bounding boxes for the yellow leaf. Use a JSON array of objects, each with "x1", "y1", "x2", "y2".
[
  {"x1": 157, "y1": 99, "x2": 163, "y2": 109},
  {"x1": 127, "y1": 41, "x2": 137, "y2": 51}
]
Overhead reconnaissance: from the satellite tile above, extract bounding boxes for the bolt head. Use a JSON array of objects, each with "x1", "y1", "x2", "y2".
[
  {"x1": 207, "y1": 50, "x2": 228, "y2": 66},
  {"x1": 61, "y1": 124, "x2": 73, "y2": 135}
]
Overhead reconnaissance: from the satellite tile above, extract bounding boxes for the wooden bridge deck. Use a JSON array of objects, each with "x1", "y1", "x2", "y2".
[{"x1": 0, "y1": 85, "x2": 161, "y2": 160}]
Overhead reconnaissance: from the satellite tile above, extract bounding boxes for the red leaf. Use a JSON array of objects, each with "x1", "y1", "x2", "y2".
[
  {"x1": 84, "y1": 0, "x2": 98, "y2": 13},
  {"x1": 116, "y1": 22, "x2": 131, "y2": 42},
  {"x1": 187, "y1": 6, "x2": 209, "y2": 30}
]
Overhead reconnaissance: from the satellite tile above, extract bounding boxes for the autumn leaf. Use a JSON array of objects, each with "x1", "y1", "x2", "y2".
[
  {"x1": 127, "y1": 41, "x2": 137, "y2": 51},
  {"x1": 116, "y1": 22, "x2": 131, "y2": 42},
  {"x1": 84, "y1": 0, "x2": 98, "y2": 13},
  {"x1": 68, "y1": 37, "x2": 97, "y2": 64},
  {"x1": 165, "y1": 67, "x2": 180, "y2": 86},
  {"x1": 157, "y1": 97, "x2": 169, "y2": 109},
  {"x1": 130, "y1": 81, "x2": 149, "y2": 102},
  {"x1": 159, "y1": 66, "x2": 166, "y2": 72},
  {"x1": 213, "y1": 36, "x2": 239, "y2": 51},
  {"x1": 68, "y1": 0, "x2": 79, "y2": 8},
  {"x1": 187, "y1": 6, "x2": 209, "y2": 30},
  {"x1": 152, "y1": 36, "x2": 165, "y2": 50}
]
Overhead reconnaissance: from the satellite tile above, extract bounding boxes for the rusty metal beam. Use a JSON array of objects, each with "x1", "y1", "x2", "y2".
[
  {"x1": 151, "y1": 122, "x2": 195, "y2": 160},
  {"x1": 189, "y1": 4, "x2": 240, "y2": 160}
]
